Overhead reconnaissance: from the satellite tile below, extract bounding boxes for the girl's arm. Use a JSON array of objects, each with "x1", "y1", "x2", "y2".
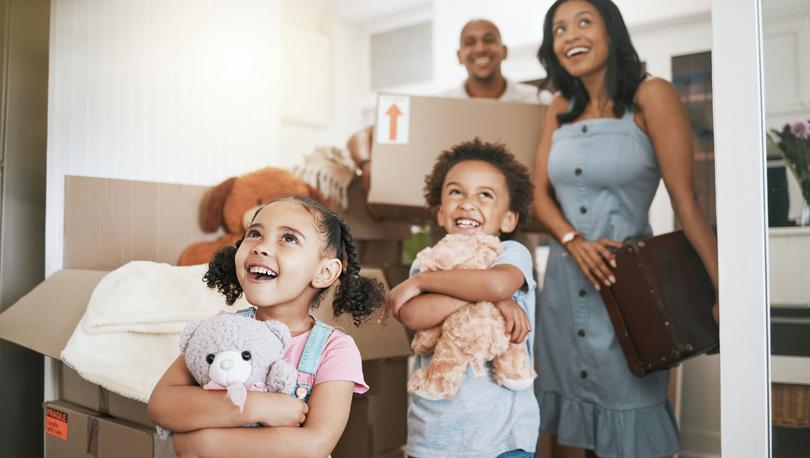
[
  {"x1": 147, "y1": 356, "x2": 308, "y2": 432},
  {"x1": 636, "y1": 78, "x2": 719, "y2": 311},
  {"x1": 172, "y1": 381, "x2": 355, "y2": 458},
  {"x1": 532, "y1": 95, "x2": 620, "y2": 290}
]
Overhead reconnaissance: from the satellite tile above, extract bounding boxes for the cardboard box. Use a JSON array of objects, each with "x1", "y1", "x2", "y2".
[
  {"x1": 371, "y1": 447, "x2": 406, "y2": 458},
  {"x1": 44, "y1": 401, "x2": 176, "y2": 458},
  {"x1": 369, "y1": 94, "x2": 546, "y2": 227},
  {"x1": 0, "y1": 176, "x2": 412, "y2": 457}
]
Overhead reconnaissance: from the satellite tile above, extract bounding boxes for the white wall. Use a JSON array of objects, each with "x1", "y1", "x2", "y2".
[
  {"x1": 46, "y1": 0, "x2": 280, "y2": 277},
  {"x1": 277, "y1": 0, "x2": 372, "y2": 168}
]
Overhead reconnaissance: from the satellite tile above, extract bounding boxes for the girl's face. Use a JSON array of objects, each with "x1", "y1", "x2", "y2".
[
  {"x1": 234, "y1": 200, "x2": 340, "y2": 310},
  {"x1": 551, "y1": 0, "x2": 610, "y2": 79}
]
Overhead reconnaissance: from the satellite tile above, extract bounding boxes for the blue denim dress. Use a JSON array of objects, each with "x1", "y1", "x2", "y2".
[{"x1": 537, "y1": 109, "x2": 680, "y2": 458}]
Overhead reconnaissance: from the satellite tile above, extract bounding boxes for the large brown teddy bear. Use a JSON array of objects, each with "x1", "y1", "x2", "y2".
[
  {"x1": 178, "y1": 167, "x2": 325, "y2": 266},
  {"x1": 407, "y1": 233, "x2": 537, "y2": 400}
]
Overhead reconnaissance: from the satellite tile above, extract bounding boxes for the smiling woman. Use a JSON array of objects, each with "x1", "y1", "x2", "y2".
[{"x1": 532, "y1": 1, "x2": 719, "y2": 457}]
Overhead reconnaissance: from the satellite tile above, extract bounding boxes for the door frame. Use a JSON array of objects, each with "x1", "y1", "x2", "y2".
[{"x1": 712, "y1": 0, "x2": 772, "y2": 456}]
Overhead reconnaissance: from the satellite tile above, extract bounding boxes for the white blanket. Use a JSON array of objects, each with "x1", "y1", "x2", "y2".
[{"x1": 61, "y1": 261, "x2": 247, "y2": 402}]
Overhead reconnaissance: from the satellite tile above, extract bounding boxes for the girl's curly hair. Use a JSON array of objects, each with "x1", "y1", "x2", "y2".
[
  {"x1": 203, "y1": 196, "x2": 385, "y2": 326},
  {"x1": 423, "y1": 138, "x2": 534, "y2": 237}
]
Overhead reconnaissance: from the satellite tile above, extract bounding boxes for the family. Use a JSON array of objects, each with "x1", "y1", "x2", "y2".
[{"x1": 147, "y1": 1, "x2": 719, "y2": 457}]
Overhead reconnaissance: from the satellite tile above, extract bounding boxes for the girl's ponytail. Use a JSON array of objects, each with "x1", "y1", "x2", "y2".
[
  {"x1": 331, "y1": 218, "x2": 385, "y2": 326},
  {"x1": 203, "y1": 240, "x2": 243, "y2": 305}
]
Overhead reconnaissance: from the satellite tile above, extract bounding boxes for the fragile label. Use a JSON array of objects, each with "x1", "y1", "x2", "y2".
[
  {"x1": 45, "y1": 407, "x2": 68, "y2": 440},
  {"x1": 376, "y1": 95, "x2": 410, "y2": 145}
]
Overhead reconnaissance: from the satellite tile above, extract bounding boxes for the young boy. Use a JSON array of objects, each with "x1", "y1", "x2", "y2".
[{"x1": 388, "y1": 138, "x2": 539, "y2": 458}]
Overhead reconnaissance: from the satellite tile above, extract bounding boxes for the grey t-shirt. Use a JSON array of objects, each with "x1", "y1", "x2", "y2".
[{"x1": 406, "y1": 240, "x2": 540, "y2": 458}]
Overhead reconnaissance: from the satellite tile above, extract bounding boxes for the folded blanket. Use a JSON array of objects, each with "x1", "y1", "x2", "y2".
[{"x1": 61, "y1": 261, "x2": 247, "y2": 402}]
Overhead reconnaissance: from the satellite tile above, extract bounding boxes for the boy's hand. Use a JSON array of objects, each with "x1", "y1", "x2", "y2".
[
  {"x1": 494, "y1": 299, "x2": 531, "y2": 344},
  {"x1": 386, "y1": 276, "x2": 423, "y2": 319},
  {"x1": 252, "y1": 392, "x2": 308, "y2": 427}
]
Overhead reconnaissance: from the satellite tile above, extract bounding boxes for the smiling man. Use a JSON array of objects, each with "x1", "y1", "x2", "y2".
[
  {"x1": 443, "y1": 19, "x2": 543, "y2": 103},
  {"x1": 347, "y1": 19, "x2": 547, "y2": 194}
]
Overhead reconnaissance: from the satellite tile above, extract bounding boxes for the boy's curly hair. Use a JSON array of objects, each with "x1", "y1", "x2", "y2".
[
  {"x1": 203, "y1": 196, "x2": 385, "y2": 326},
  {"x1": 424, "y1": 138, "x2": 534, "y2": 234}
]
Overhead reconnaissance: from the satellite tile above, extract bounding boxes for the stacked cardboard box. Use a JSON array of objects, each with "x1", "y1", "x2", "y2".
[
  {"x1": 368, "y1": 93, "x2": 546, "y2": 230},
  {"x1": 0, "y1": 176, "x2": 412, "y2": 458}
]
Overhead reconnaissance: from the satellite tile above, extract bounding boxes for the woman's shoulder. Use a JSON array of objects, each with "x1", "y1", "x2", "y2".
[
  {"x1": 548, "y1": 92, "x2": 570, "y2": 116},
  {"x1": 635, "y1": 76, "x2": 680, "y2": 109}
]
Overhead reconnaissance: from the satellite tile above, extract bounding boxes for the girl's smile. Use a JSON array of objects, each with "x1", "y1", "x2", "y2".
[{"x1": 235, "y1": 200, "x2": 329, "y2": 311}]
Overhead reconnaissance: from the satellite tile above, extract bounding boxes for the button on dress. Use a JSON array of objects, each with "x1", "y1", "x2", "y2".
[{"x1": 537, "y1": 109, "x2": 680, "y2": 458}]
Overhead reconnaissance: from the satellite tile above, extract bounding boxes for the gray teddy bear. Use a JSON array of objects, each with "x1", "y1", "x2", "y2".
[{"x1": 180, "y1": 313, "x2": 298, "y2": 411}]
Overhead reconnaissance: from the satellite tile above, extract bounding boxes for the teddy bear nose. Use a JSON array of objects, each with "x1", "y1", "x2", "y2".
[{"x1": 220, "y1": 359, "x2": 234, "y2": 370}]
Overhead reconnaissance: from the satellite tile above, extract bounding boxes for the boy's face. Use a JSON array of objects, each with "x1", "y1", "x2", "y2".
[{"x1": 436, "y1": 160, "x2": 517, "y2": 237}]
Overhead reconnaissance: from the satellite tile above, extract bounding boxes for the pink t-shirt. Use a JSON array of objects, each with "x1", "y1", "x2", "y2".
[{"x1": 283, "y1": 325, "x2": 369, "y2": 395}]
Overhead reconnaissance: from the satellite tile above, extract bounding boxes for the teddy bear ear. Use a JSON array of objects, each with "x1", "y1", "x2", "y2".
[
  {"x1": 200, "y1": 177, "x2": 236, "y2": 233},
  {"x1": 306, "y1": 185, "x2": 330, "y2": 207},
  {"x1": 263, "y1": 320, "x2": 292, "y2": 348},
  {"x1": 179, "y1": 320, "x2": 204, "y2": 352}
]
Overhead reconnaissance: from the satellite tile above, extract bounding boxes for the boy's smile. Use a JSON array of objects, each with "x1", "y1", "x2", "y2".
[{"x1": 436, "y1": 160, "x2": 517, "y2": 237}]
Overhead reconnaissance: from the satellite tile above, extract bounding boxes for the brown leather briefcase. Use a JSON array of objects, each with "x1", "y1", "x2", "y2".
[{"x1": 599, "y1": 230, "x2": 718, "y2": 377}]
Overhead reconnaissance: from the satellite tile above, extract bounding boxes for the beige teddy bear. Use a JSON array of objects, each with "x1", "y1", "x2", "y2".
[{"x1": 407, "y1": 233, "x2": 537, "y2": 400}]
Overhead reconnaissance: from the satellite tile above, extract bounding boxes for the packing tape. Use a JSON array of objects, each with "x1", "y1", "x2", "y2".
[{"x1": 86, "y1": 416, "x2": 99, "y2": 457}]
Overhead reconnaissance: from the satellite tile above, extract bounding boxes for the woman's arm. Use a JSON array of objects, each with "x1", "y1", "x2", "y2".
[
  {"x1": 147, "y1": 356, "x2": 308, "y2": 432},
  {"x1": 172, "y1": 381, "x2": 355, "y2": 458},
  {"x1": 533, "y1": 95, "x2": 620, "y2": 289},
  {"x1": 636, "y1": 78, "x2": 719, "y2": 311}
]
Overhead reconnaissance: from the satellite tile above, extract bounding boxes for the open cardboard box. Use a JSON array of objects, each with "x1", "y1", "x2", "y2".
[
  {"x1": 0, "y1": 176, "x2": 412, "y2": 458},
  {"x1": 368, "y1": 93, "x2": 547, "y2": 230}
]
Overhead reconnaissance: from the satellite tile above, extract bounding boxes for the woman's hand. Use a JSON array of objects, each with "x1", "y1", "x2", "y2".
[
  {"x1": 712, "y1": 303, "x2": 719, "y2": 325},
  {"x1": 251, "y1": 392, "x2": 308, "y2": 427},
  {"x1": 565, "y1": 237, "x2": 622, "y2": 290},
  {"x1": 494, "y1": 299, "x2": 531, "y2": 343}
]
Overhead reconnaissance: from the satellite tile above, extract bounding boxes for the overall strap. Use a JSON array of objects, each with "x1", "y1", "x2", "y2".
[
  {"x1": 234, "y1": 306, "x2": 257, "y2": 318},
  {"x1": 293, "y1": 320, "x2": 334, "y2": 401}
]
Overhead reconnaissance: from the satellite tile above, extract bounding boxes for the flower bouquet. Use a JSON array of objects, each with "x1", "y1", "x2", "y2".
[{"x1": 770, "y1": 120, "x2": 810, "y2": 223}]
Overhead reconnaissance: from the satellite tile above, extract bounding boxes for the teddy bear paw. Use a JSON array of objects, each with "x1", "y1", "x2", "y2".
[
  {"x1": 267, "y1": 360, "x2": 298, "y2": 394},
  {"x1": 499, "y1": 376, "x2": 536, "y2": 391}
]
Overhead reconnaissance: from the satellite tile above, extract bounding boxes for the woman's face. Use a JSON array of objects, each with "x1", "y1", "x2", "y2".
[{"x1": 551, "y1": 0, "x2": 610, "y2": 79}]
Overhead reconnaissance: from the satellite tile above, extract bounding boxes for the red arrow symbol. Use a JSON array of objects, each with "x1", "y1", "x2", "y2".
[{"x1": 386, "y1": 104, "x2": 403, "y2": 141}]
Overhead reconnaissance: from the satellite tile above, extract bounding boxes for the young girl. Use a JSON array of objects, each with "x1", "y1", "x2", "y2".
[
  {"x1": 533, "y1": 1, "x2": 719, "y2": 457},
  {"x1": 148, "y1": 196, "x2": 385, "y2": 458}
]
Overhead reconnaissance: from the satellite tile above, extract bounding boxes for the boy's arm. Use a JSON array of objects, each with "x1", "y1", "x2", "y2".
[
  {"x1": 395, "y1": 293, "x2": 470, "y2": 330},
  {"x1": 388, "y1": 264, "x2": 524, "y2": 312},
  {"x1": 147, "y1": 356, "x2": 307, "y2": 432},
  {"x1": 172, "y1": 381, "x2": 355, "y2": 458},
  {"x1": 416, "y1": 264, "x2": 524, "y2": 301}
]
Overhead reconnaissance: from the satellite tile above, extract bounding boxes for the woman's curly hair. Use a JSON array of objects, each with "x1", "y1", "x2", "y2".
[
  {"x1": 423, "y1": 138, "x2": 534, "y2": 237},
  {"x1": 203, "y1": 196, "x2": 385, "y2": 326}
]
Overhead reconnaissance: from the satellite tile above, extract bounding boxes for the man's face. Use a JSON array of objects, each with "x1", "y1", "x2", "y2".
[{"x1": 457, "y1": 20, "x2": 507, "y2": 83}]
